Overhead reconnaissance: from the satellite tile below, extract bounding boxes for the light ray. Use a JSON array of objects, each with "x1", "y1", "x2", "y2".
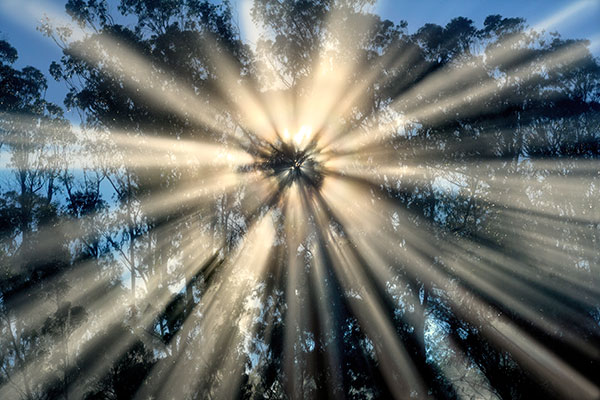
[
  {"x1": 1, "y1": 2, "x2": 598, "y2": 398},
  {"x1": 134, "y1": 212, "x2": 276, "y2": 399},
  {"x1": 326, "y1": 5, "x2": 599, "y2": 151}
]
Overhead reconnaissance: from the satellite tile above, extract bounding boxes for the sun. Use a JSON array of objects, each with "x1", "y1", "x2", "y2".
[
  {"x1": 251, "y1": 124, "x2": 325, "y2": 191},
  {"x1": 293, "y1": 125, "x2": 313, "y2": 147},
  {"x1": 281, "y1": 125, "x2": 314, "y2": 148},
  {"x1": 2, "y1": 1, "x2": 598, "y2": 399}
]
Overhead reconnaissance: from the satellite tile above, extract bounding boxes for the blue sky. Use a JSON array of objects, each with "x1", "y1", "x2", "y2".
[
  {"x1": 378, "y1": 0, "x2": 600, "y2": 40},
  {"x1": 0, "y1": 0, "x2": 598, "y2": 115}
]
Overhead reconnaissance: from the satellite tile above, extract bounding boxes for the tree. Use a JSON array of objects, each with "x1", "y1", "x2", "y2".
[{"x1": 1, "y1": 1, "x2": 599, "y2": 399}]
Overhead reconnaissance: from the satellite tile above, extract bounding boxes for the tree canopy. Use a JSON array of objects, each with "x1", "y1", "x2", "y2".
[{"x1": 1, "y1": 1, "x2": 599, "y2": 399}]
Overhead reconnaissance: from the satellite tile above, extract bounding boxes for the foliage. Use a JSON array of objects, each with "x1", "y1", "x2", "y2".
[{"x1": 1, "y1": 1, "x2": 599, "y2": 399}]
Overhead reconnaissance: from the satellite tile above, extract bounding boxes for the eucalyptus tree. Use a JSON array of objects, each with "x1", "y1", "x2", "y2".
[
  {"x1": 0, "y1": 37, "x2": 90, "y2": 400},
  {"x1": 42, "y1": 1, "x2": 256, "y2": 397},
  {"x1": 1, "y1": 1, "x2": 598, "y2": 399}
]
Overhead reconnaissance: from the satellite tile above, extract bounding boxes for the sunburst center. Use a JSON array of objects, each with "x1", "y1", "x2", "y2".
[{"x1": 256, "y1": 139, "x2": 324, "y2": 189}]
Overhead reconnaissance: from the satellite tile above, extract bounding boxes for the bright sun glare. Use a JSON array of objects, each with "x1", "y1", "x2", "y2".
[
  {"x1": 282, "y1": 125, "x2": 313, "y2": 147},
  {"x1": 0, "y1": 0, "x2": 599, "y2": 399},
  {"x1": 293, "y1": 125, "x2": 312, "y2": 146}
]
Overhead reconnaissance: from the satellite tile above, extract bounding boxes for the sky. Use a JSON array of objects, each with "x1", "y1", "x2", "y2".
[{"x1": 0, "y1": 0, "x2": 599, "y2": 117}]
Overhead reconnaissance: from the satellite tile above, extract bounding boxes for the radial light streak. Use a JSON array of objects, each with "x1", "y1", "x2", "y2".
[
  {"x1": 310, "y1": 194, "x2": 427, "y2": 399},
  {"x1": 319, "y1": 174, "x2": 600, "y2": 396},
  {"x1": 0, "y1": 224, "x2": 224, "y2": 399},
  {"x1": 326, "y1": 1, "x2": 599, "y2": 151},
  {"x1": 1, "y1": 2, "x2": 599, "y2": 399},
  {"x1": 134, "y1": 213, "x2": 276, "y2": 399}
]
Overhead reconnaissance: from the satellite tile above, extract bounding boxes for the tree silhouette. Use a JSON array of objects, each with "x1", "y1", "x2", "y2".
[{"x1": 1, "y1": 1, "x2": 599, "y2": 399}]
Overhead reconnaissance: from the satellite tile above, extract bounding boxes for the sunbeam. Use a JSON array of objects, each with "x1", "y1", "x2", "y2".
[{"x1": 1, "y1": 1, "x2": 599, "y2": 399}]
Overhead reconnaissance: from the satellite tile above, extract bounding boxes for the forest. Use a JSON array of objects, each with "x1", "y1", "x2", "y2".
[{"x1": 0, "y1": 0, "x2": 599, "y2": 399}]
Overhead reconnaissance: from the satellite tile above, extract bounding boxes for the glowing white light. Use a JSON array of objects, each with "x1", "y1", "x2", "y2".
[{"x1": 293, "y1": 125, "x2": 312, "y2": 146}]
